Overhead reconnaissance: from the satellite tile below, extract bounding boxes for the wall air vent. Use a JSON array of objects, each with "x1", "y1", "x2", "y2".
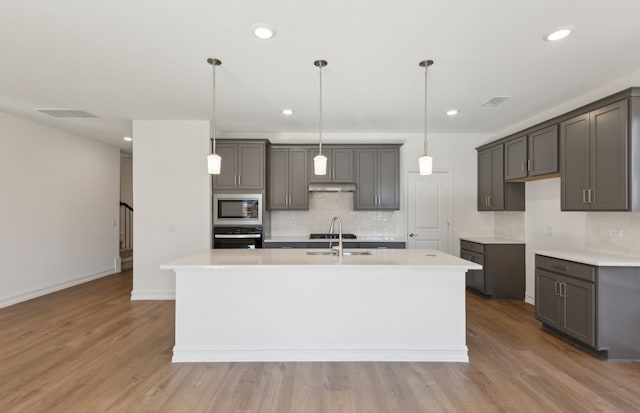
[
  {"x1": 482, "y1": 96, "x2": 510, "y2": 106},
  {"x1": 35, "y1": 109, "x2": 97, "y2": 118}
]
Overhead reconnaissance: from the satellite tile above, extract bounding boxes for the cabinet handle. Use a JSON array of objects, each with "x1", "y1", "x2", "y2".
[
  {"x1": 582, "y1": 189, "x2": 587, "y2": 204},
  {"x1": 289, "y1": 195, "x2": 292, "y2": 206},
  {"x1": 521, "y1": 161, "x2": 525, "y2": 172},
  {"x1": 488, "y1": 196, "x2": 491, "y2": 207},
  {"x1": 552, "y1": 264, "x2": 569, "y2": 272},
  {"x1": 559, "y1": 282, "x2": 566, "y2": 298},
  {"x1": 238, "y1": 175, "x2": 241, "y2": 185},
  {"x1": 528, "y1": 159, "x2": 532, "y2": 171},
  {"x1": 554, "y1": 281, "x2": 559, "y2": 296},
  {"x1": 285, "y1": 195, "x2": 288, "y2": 206},
  {"x1": 589, "y1": 188, "x2": 594, "y2": 204}
]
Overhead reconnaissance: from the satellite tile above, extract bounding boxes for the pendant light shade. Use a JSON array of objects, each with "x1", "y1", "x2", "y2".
[
  {"x1": 207, "y1": 58, "x2": 222, "y2": 175},
  {"x1": 418, "y1": 154, "x2": 433, "y2": 175},
  {"x1": 419, "y1": 59, "x2": 434, "y2": 175},
  {"x1": 207, "y1": 152, "x2": 222, "y2": 174},
  {"x1": 313, "y1": 59, "x2": 328, "y2": 176}
]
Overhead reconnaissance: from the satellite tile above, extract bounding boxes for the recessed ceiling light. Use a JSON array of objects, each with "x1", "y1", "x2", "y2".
[
  {"x1": 282, "y1": 108, "x2": 294, "y2": 116},
  {"x1": 446, "y1": 109, "x2": 459, "y2": 116},
  {"x1": 253, "y1": 24, "x2": 276, "y2": 40},
  {"x1": 544, "y1": 26, "x2": 574, "y2": 41},
  {"x1": 123, "y1": 136, "x2": 133, "y2": 142}
]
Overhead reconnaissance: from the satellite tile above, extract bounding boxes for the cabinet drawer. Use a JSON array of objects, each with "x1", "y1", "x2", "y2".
[
  {"x1": 461, "y1": 251, "x2": 484, "y2": 266},
  {"x1": 461, "y1": 240, "x2": 485, "y2": 254},
  {"x1": 535, "y1": 255, "x2": 595, "y2": 282},
  {"x1": 360, "y1": 242, "x2": 406, "y2": 249}
]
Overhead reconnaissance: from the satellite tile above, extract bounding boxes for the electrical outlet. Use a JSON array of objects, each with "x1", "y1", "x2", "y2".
[
  {"x1": 168, "y1": 224, "x2": 176, "y2": 232},
  {"x1": 546, "y1": 225, "x2": 553, "y2": 236},
  {"x1": 609, "y1": 228, "x2": 624, "y2": 238}
]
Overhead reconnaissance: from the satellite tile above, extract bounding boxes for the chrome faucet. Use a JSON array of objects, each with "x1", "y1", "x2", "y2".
[{"x1": 328, "y1": 216, "x2": 343, "y2": 256}]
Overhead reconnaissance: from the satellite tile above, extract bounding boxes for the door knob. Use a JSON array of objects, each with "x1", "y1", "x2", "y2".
[{"x1": 409, "y1": 233, "x2": 417, "y2": 238}]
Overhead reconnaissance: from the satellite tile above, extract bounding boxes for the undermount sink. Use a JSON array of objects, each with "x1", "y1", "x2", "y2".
[{"x1": 305, "y1": 250, "x2": 372, "y2": 256}]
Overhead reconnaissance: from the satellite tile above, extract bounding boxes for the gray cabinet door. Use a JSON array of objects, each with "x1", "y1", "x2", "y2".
[
  {"x1": 477, "y1": 148, "x2": 492, "y2": 211},
  {"x1": 268, "y1": 148, "x2": 289, "y2": 210},
  {"x1": 288, "y1": 148, "x2": 309, "y2": 210},
  {"x1": 332, "y1": 148, "x2": 354, "y2": 182},
  {"x1": 489, "y1": 145, "x2": 504, "y2": 210},
  {"x1": 238, "y1": 143, "x2": 264, "y2": 190},
  {"x1": 377, "y1": 148, "x2": 399, "y2": 210},
  {"x1": 212, "y1": 143, "x2": 238, "y2": 190},
  {"x1": 535, "y1": 269, "x2": 562, "y2": 329},
  {"x1": 561, "y1": 113, "x2": 591, "y2": 210},
  {"x1": 529, "y1": 125, "x2": 559, "y2": 177},
  {"x1": 590, "y1": 100, "x2": 629, "y2": 210},
  {"x1": 505, "y1": 135, "x2": 528, "y2": 181},
  {"x1": 562, "y1": 275, "x2": 595, "y2": 347},
  {"x1": 355, "y1": 148, "x2": 378, "y2": 210}
]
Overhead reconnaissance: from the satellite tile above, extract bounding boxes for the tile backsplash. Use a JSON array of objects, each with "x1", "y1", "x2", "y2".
[{"x1": 270, "y1": 192, "x2": 403, "y2": 237}]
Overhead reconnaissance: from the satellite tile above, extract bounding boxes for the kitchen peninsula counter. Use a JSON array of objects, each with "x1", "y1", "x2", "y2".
[{"x1": 162, "y1": 248, "x2": 480, "y2": 363}]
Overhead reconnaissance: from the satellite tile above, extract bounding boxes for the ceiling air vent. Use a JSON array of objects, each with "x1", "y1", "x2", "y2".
[
  {"x1": 35, "y1": 109, "x2": 97, "y2": 118},
  {"x1": 482, "y1": 96, "x2": 510, "y2": 107}
]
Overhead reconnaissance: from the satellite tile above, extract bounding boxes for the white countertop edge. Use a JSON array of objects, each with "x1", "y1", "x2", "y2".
[
  {"x1": 161, "y1": 264, "x2": 482, "y2": 270},
  {"x1": 534, "y1": 250, "x2": 640, "y2": 267},
  {"x1": 459, "y1": 236, "x2": 524, "y2": 245}
]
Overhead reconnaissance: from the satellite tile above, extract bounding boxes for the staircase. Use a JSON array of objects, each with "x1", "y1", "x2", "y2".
[{"x1": 120, "y1": 202, "x2": 133, "y2": 270}]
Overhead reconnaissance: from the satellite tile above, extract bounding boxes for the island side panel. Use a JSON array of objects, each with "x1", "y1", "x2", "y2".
[{"x1": 172, "y1": 266, "x2": 468, "y2": 362}]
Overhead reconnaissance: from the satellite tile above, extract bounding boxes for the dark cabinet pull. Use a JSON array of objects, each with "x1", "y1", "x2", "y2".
[{"x1": 552, "y1": 264, "x2": 569, "y2": 271}]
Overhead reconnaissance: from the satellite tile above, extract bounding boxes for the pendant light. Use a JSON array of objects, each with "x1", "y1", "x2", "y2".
[
  {"x1": 207, "y1": 58, "x2": 222, "y2": 174},
  {"x1": 313, "y1": 59, "x2": 328, "y2": 175},
  {"x1": 418, "y1": 59, "x2": 434, "y2": 175}
]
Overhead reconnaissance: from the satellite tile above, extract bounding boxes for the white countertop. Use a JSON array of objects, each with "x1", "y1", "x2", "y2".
[
  {"x1": 265, "y1": 236, "x2": 406, "y2": 243},
  {"x1": 161, "y1": 248, "x2": 481, "y2": 270},
  {"x1": 534, "y1": 250, "x2": 640, "y2": 267},
  {"x1": 460, "y1": 236, "x2": 524, "y2": 245}
]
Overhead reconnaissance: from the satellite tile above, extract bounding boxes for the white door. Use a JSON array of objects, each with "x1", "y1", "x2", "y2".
[{"x1": 407, "y1": 171, "x2": 451, "y2": 252}]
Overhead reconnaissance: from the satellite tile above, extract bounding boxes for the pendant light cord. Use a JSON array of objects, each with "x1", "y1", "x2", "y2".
[
  {"x1": 212, "y1": 62, "x2": 217, "y2": 153},
  {"x1": 319, "y1": 63, "x2": 323, "y2": 155},
  {"x1": 424, "y1": 63, "x2": 428, "y2": 156}
]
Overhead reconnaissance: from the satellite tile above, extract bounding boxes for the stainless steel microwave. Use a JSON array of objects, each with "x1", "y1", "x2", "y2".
[{"x1": 213, "y1": 193, "x2": 262, "y2": 225}]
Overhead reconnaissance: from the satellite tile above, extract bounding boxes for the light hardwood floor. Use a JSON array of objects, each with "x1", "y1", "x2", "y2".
[{"x1": 1, "y1": 270, "x2": 639, "y2": 412}]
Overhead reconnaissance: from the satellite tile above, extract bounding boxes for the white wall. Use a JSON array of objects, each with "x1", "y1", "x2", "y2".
[
  {"x1": 0, "y1": 111, "x2": 120, "y2": 308},
  {"x1": 131, "y1": 120, "x2": 210, "y2": 300},
  {"x1": 120, "y1": 155, "x2": 133, "y2": 206}
]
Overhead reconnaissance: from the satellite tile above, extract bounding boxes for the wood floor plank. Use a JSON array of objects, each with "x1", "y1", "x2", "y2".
[{"x1": 1, "y1": 271, "x2": 639, "y2": 412}]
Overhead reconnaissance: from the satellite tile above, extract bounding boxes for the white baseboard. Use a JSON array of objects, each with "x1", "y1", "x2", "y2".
[
  {"x1": 130, "y1": 290, "x2": 175, "y2": 300},
  {"x1": 525, "y1": 293, "x2": 535, "y2": 305},
  {"x1": 0, "y1": 267, "x2": 116, "y2": 309},
  {"x1": 172, "y1": 345, "x2": 469, "y2": 363}
]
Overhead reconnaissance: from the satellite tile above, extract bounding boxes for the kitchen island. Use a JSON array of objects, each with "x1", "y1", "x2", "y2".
[{"x1": 161, "y1": 248, "x2": 481, "y2": 363}]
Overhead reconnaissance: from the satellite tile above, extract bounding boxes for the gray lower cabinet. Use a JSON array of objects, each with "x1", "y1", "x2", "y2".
[
  {"x1": 355, "y1": 147, "x2": 400, "y2": 210},
  {"x1": 460, "y1": 239, "x2": 525, "y2": 299},
  {"x1": 560, "y1": 100, "x2": 629, "y2": 210},
  {"x1": 478, "y1": 145, "x2": 524, "y2": 211},
  {"x1": 212, "y1": 141, "x2": 266, "y2": 191},
  {"x1": 308, "y1": 147, "x2": 354, "y2": 183},
  {"x1": 505, "y1": 125, "x2": 559, "y2": 181},
  {"x1": 268, "y1": 147, "x2": 308, "y2": 210},
  {"x1": 534, "y1": 254, "x2": 640, "y2": 360}
]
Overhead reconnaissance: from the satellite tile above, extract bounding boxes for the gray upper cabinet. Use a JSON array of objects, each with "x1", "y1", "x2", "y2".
[
  {"x1": 505, "y1": 125, "x2": 558, "y2": 181},
  {"x1": 268, "y1": 147, "x2": 309, "y2": 210},
  {"x1": 561, "y1": 100, "x2": 629, "y2": 210},
  {"x1": 354, "y1": 147, "x2": 400, "y2": 210},
  {"x1": 504, "y1": 135, "x2": 528, "y2": 181},
  {"x1": 212, "y1": 141, "x2": 266, "y2": 191},
  {"x1": 308, "y1": 147, "x2": 354, "y2": 183},
  {"x1": 478, "y1": 144, "x2": 524, "y2": 211}
]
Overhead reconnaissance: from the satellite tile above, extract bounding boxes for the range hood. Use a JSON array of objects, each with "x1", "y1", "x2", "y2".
[{"x1": 308, "y1": 183, "x2": 356, "y2": 192}]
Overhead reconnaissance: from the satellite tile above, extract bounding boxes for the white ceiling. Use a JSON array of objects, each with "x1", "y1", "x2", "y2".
[{"x1": 2, "y1": 0, "x2": 640, "y2": 152}]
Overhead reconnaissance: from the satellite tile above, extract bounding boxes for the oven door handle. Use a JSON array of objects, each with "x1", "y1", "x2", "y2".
[{"x1": 214, "y1": 234, "x2": 262, "y2": 239}]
